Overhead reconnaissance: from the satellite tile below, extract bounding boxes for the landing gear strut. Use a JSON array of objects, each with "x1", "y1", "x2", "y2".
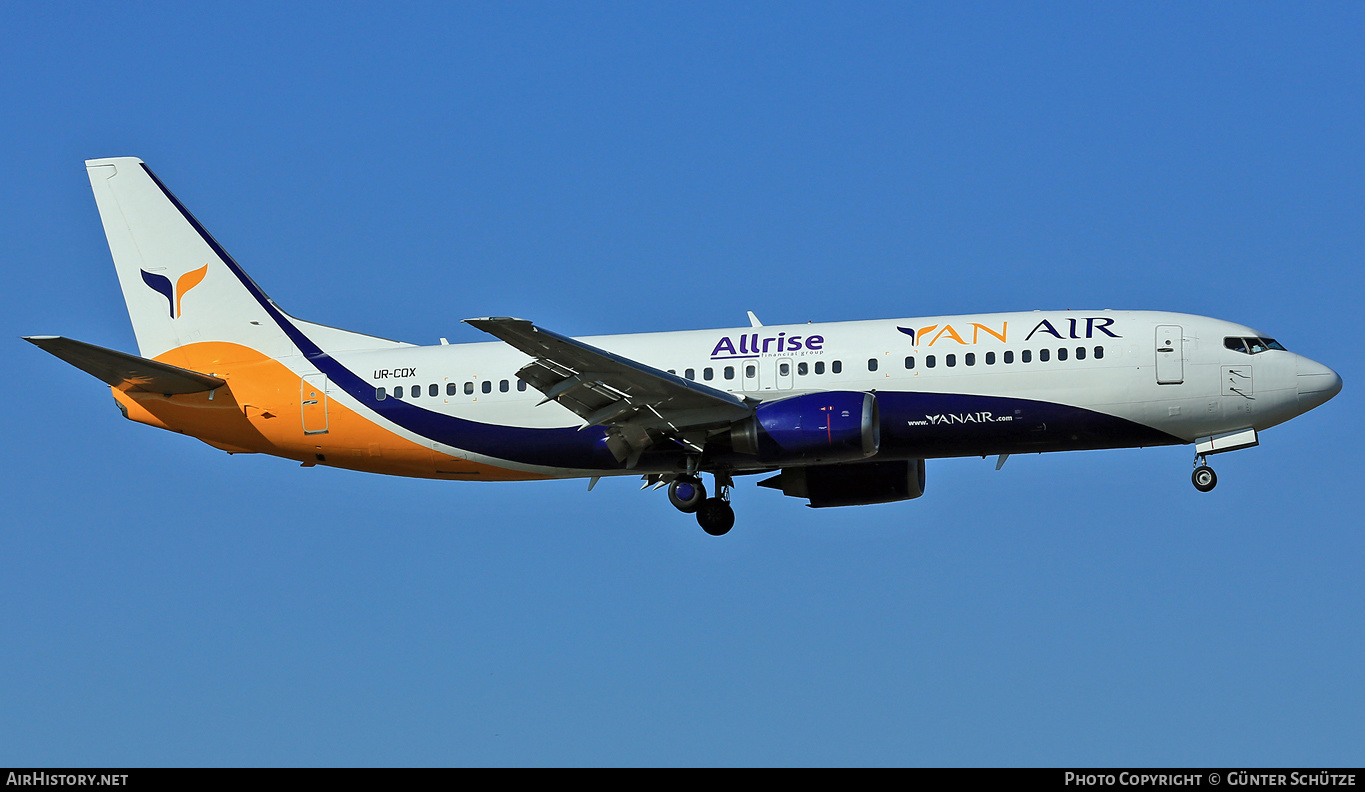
[
  {"x1": 1192, "y1": 455, "x2": 1217, "y2": 493},
  {"x1": 695, "y1": 472, "x2": 735, "y2": 536}
]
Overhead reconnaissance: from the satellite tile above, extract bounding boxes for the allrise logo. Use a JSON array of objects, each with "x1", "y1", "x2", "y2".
[
  {"x1": 141, "y1": 264, "x2": 208, "y2": 319},
  {"x1": 710, "y1": 331, "x2": 825, "y2": 359}
]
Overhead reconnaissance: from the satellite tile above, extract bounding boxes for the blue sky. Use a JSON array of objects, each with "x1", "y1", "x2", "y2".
[{"x1": 2, "y1": 2, "x2": 1361, "y2": 766}]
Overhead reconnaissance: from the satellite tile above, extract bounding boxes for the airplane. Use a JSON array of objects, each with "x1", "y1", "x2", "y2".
[{"x1": 26, "y1": 157, "x2": 1343, "y2": 536}]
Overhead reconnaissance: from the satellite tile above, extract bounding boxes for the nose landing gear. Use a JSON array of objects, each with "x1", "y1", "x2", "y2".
[{"x1": 1192, "y1": 455, "x2": 1217, "y2": 492}]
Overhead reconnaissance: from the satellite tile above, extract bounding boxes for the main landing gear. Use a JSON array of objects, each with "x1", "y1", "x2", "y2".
[
  {"x1": 1191, "y1": 455, "x2": 1218, "y2": 493},
  {"x1": 667, "y1": 477, "x2": 706, "y2": 513},
  {"x1": 665, "y1": 471, "x2": 736, "y2": 536}
]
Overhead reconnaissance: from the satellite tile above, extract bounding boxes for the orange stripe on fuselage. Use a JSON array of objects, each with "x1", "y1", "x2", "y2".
[{"x1": 112, "y1": 341, "x2": 546, "y2": 482}]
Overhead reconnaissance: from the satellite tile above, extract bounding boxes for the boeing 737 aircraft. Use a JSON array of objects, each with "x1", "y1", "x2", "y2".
[{"x1": 27, "y1": 158, "x2": 1342, "y2": 535}]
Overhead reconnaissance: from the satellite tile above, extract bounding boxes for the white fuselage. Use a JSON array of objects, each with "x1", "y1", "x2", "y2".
[{"x1": 303, "y1": 309, "x2": 1336, "y2": 478}]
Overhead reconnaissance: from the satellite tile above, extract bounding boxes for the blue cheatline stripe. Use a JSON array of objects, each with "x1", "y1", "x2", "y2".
[
  {"x1": 872, "y1": 391, "x2": 1184, "y2": 457},
  {"x1": 140, "y1": 163, "x2": 622, "y2": 471}
]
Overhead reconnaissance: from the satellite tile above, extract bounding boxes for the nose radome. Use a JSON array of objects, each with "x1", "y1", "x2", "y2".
[{"x1": 1297, "y1": 357, "x2": 1343, "y2": 409}]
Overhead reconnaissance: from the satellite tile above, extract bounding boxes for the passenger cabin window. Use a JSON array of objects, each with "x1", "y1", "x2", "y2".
[
  {"x1": 904, "y1": 357, "x2": 915, "y2": 370},
  {"x1": 966, "y1": 352, "x2": 976, "y2": 366},
  {"x1": 1057, "y1": 348, "x2": 1067, "y2": 361},
  {"x1": 867, "y1": 358, "x2": 878, "y2": 372},
  {"x1": 517, "y1": 380, "x2": 527, "y2": 391},
  {"x1": 429, "y1": 384, "x2": 439, "y2": 397},
  {"x1": 685, "y1": 368, "x2": 695, "y2": 380},
  {"x1": 814, "y1": 361, "x2": 825, "y2": 375},
  {"x1": 1076, "y1": 346, "x2": 1086, "y2": 360},
  {"x1": 482, "y1": 381, "x2": 492, "y2": 394},
  {"x1": 985, "y1": 351, "x2": 996, "y2": 365},
  {"x1": 926, "y1": 355, "x2": 936, "y2": 368},
  {"x1": 1021, "y1": 350, "x2": 1032, "y2": 363},
  {"x1": 1094, "y1": 346, "x2": 1105, "y2": 360},
  {"x1": 946, "y1": 354, "x2": 956, "y2": 367},
  {"x1": 1004, "y1": 351, "x2": 1014, "y2": 364},
  {"x1": 1039, "y1": 349, "x2": 1050, "y2": 362},
  {"x1": 832, "y1": 361, "x2": 842, "y2": 374},
  {"x1": 779, "y1": 362, "x2": 790, "y2": 376},
  {"x1": 464, "y1": 382, "x2": 474, "y2": 395},
  {"x1": 704, "y1": 367, "x2": 714, "y2": 381},
  {"x1": 725, "y1": 366, "x2": 735, "y2": 380},
  {"x1": 376, "y1": 387, "x2": 387, "y2": 400},
  {"x1": 798, "y1": 362, "x2": 808, "y2": 375},
  {"x1": 500, "y1": 380, "x2": 509, "y2": 392},
  {"x1": 447, "y1": 383, "x2": 457, "y2": 396}
]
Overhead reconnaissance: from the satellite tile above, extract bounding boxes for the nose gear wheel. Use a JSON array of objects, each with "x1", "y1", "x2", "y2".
[{"x1": 1191, "y1": 454, "x2": 1217, "y2": 492}]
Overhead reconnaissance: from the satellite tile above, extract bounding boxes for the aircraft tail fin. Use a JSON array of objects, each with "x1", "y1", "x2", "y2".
[{"x1": 85, "y1": 157, "x2": 301, "y2": 360}]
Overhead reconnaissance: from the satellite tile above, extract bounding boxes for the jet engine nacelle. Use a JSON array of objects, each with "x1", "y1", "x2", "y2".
[
  {"x1": 730, "y1": 391, "x2": 878, "y2": 464},
  {"x1": 759, "y1": 459, "x2": 927, "y2": 508}
]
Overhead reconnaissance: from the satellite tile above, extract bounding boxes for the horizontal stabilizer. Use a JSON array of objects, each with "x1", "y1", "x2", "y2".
[{"x1": 24, "y1": 335, "x2": 226, "y2": 394}]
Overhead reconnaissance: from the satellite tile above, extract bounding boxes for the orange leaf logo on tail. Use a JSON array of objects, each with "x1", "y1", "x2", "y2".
[{"x1": 173, "y1": 264, "x2": 208, "y2": 318}]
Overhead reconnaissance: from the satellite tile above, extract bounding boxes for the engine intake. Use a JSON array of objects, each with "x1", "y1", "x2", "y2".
[
  {"x1": 730, "y1": 391, "x2": 878, "y2": 464},
  {"x1": 759, "y1": 459, "x2": 927, "y2": 508}
]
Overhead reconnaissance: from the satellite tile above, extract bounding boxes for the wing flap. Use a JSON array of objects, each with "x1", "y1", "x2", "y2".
[
  {"x1": 465, "y1": 317, "x2": 752, "y2": 465},
  {"x1": 24, "y1": 335, "x2": 226, "y2": 394}
]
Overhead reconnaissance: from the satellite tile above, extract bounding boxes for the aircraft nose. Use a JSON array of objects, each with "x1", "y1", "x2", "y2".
[{"x1": 1297, "y1": 356, "x2": 1343, "y2": 409}]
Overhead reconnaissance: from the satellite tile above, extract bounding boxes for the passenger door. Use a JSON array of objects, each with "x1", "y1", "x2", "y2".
[
  {"x1": 1155, "y1": 325, "x2": 1184, "y2": 385},
  {"x1": 302, "y1": 374, "x2": 329, "y2": 434}
]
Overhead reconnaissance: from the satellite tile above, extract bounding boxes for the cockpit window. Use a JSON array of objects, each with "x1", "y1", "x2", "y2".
[{"x1": 1225, "y1": 336, "x2": 1287, "y2": 354}]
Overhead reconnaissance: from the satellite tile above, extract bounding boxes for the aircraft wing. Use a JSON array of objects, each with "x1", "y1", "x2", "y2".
[
  {"x1": 24, "y1": 335, "x2": 226, "y2": 394},
  {"x1": 465, "y1": 317, "x2": 752, "y2": 466}
]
